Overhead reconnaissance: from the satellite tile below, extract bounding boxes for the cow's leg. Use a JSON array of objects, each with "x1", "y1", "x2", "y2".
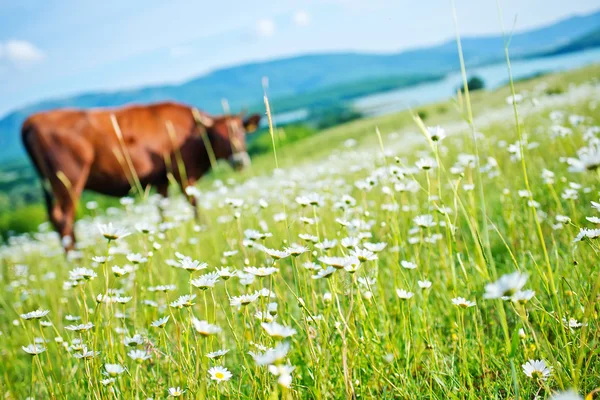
[
  {"x1": 157, "y1": 182, "x2": 169, "y2": 198},
  {"x1": 47, "y1": 185, "x2": 78, "y2": 252},
  {"x1": 182, "y1": 180, "x2": 200, "y2": 221},
  {"x1": 50, "y1": 163, "x2": 89, "y2": 252},
  {"x1": 155, "y1": 182, "x2": 169, "y2": 223},
  {"x1": 47, "y1": 198, "x2": 69, "y2": 249}
]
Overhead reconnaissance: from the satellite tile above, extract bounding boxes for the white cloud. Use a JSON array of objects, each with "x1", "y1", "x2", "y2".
[
  {"x1": 256, "y1": 19, "x2": 275, "y2": 37},
  {"x1": 293, "y1": 11, "x2": 310, "y2": 26},
  {"x1": 169, "y1": 45, "x2": 193, "y2": 58},
  {"x1": 0, "y1": 40, "x2": 45, "y2": 64}
]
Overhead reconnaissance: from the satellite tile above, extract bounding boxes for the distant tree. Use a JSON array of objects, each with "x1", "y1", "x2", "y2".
[
  {"x1": 310, "y1": 105, "x2": 364, "y2": 130},
  {"x1": 460, "y1": 76, "x2": 485, "y2": 93}
]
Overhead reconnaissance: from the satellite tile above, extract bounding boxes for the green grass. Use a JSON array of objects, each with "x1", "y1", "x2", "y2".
[{"x1": 0, "y1": 64, "x2": 599, "y2": 399}]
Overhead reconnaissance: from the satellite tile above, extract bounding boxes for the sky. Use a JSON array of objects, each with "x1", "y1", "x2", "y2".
[{"x1": 0, "y1": 0, "x2": 598, "y2": 117}]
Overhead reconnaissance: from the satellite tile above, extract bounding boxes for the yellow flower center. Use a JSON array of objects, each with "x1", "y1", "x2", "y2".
[{"x1": 215, "y1": 372, "x2": 225, "y2": 379}]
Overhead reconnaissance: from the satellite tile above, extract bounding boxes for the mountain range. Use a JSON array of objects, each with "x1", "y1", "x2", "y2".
[{"x1": 1, "y1": 9, "x2": 599, "y2": 163}]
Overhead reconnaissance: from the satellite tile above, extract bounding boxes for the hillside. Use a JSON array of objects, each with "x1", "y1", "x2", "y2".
[
  {"x1": 0, "y1": 9, "x2": 599, "y2": 163},
  {"x1": 542, "y1": 27, "x2": 600, "y2": 56}
]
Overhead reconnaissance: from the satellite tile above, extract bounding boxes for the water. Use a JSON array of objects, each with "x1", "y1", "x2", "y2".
[{"x1": 353, "y1": 48, "x2": 600, "y2": 116}]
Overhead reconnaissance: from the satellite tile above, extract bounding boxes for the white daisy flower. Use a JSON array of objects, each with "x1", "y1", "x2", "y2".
[
  {"x1": 261, "y1": 321, "x2": 297, "y2": 339},
  {"x1": 483, "y1": 272, "x2": 528, "y2": 299},
  {"x1": 451, "y1": 297, "x2": 476, "y2": 308},
  {"x1": 522, "y1": 359, "x2": 552, "y2": 380},
  {"x1": 396, "y1": 289, "x2": 414, "y2": 300}
]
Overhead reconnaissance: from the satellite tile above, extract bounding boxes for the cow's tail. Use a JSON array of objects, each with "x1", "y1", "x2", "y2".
[{"x1": 21, "y1": 121, "x2": 55, "y2": 213}]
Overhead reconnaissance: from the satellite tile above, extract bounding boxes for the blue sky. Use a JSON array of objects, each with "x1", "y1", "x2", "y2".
[{"x1": 0, "y1": 0, "x2": 598, "y2": 116}]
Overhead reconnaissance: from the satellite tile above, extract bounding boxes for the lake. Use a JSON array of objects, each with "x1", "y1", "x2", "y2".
[{"x1": 353, "y1": 48, "x2": 600, "y2": 116}]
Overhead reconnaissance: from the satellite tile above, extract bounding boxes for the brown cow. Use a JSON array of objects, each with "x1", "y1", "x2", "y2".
[{"x1": 21, "y1": 102, "x2": 261, "y2": 251}]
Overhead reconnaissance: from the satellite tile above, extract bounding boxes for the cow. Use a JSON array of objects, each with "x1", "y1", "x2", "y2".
[{"x1": 21, "y1": 102, "x2": 261, "y2": 251}]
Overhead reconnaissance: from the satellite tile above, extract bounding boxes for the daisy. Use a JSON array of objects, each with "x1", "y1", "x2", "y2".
[
  {"x1": 511, "y1": 290, "x2": 535, "y2": 304},
  {"x1": 100, "y1": 378, "x2": 115, "y2": 387},
  {"x1": 268, "y1": 364, "x2": 295, "y2": 388},
  {"x1": 191, "y1": 319, "x2": 222, "y2": 337},
  {"x1": 22, "y1": 344, "x2": 46, "y2": 355},
  {"x1": 20, "y1": 309, "x2": 50, "y2": 320},
  {"x1": 73, "y1": 347, "x2": 100, "y2": 359},
  {"x1": 112, "y1": 266, "x2": 128, "y2": 277},
  {"x1": 341, "y1": 237, "x2": 361, "y2": 249},
  {"x1": 363, "y1": 242, "x2": 387, "y2": 252},
  {"x1": 91, "y1": 255, "x2": 111, "y2": 263},
  {"x1": 168, "y1": 387, "x2": 185, "y2": 397},
  {"x1": 251, "y1": 341, "x2": 291, "y2": 365},
  {"x1": 562, "y1": 318, "x2": 587, "y2": 329},
  {"x1": 401, "y1": 260, "x2": 417, "y2": 270},
  {"x1": 418, "y1": 280, "x2": 432, "y2": 289},
  {"x1": 350, "y1": 248, "x2": 377, "y2": 262},
  {"x1": 573, "y1": 228, "x2": 600, "y2": 242},
  {"x1": 128, "y1": 349, "x2": 152, "y2": 363},
  {"x1": 135, "y1": 222, "x2": 155, "y2": 234},
  {"x1": 105, "y1": 363, "x2": 126, "y2": 377},
  {"x1": 413, "y1": 214, "x2": 436, "y2": 228},
  {"x1": 148, "y1": 284, "x2": 176, "y2": 292},
  {"x1": 262, "y1": 248, "x2": 291, "y2": 260},
  {"x1": 115, "y1": 296, "x2": 132, "y2": 304},
  {"x1": 98, "y1": 223, "x2": 131, "y2": 241},
  {"x1": 452, "y1": 297, "x2": 476, "y2": 308},
  {"x1": 256, "y1": 288, "x2": 276, "y2": 298},
  {"x1": 208, "y1": 366, "x2": 232, "y2": 383},
  {"x1": 318, "y1": 256, "x2": 351, "y2": 269},
  {"x1": 261, "y1": 321, "x2": 297, "y2": 339},
  {"x1": 549, "y1": 390, "x2": 583, "y2": 400},
  {"x1": 123, "y1": 334, "x2": 144, "y2": 346},
  {"x1": 126, "y1": 253, "x2": 148, "y2": 264},
  {"x1": 426, "y1": 125, "x2": 446, "y2": 142},
  {"x1": 69, "y1": 268, "x2": 97, "y2": 281},
  {"x1": 244, "y1": 266, "x2": 279, "y2": 277},
  {"x1": 416, "y1": 158, "x2": 436, "y2": 170},
  {"x1": 151, "y1": 316, "x2": 170, "y2": 328},
  {"x1": 522, "y1": 359, "x2": 552, "y2": 380},
  {"x1": 65, "y1": 322, "x2": 94, "y2": 332},
  {"x1": 311, "y1": 266, "x2": 336, "y2": 279},
  {"x1": 206, "y1": 349, "x2": 230, "y2": 360},
  {"x1": 302, "y1": 261, "x2": 321, "y2": 271},
  {"x1": 299, "y1": 233, "x2": 319, "y2": 243},
  {"x1": 268, "y1": 302, "x2": 278, "y2": 315},
  {"x1": 216, "y1": 267, "x2": 236, "y2": 280},
  {"x1": 315, "y1": 239, "x2": 337, "y2": 250},
  {"x1": 190, "y1": 272, "x2": 220, "y2": 290},
  {"x1": 285, "y1": 245, "x2": 309, "y2": 256},
  {"x1": 396, "y1": 289, "x2": 414, "y2": 300},
  {"x1": 179, "y1": 258, "x2": 208, "y2": 273},
  {"x1": 344, "y1": 261, "x2": 362, "y2": 273},
  {"x1": 483, "y1": 272, "x2": 528, "y2": 299},
  {"x1": 229, "y1": 292, "x2": 259, "y2": 307},
  {"x1": 170, "y1": 294, "x2": 196, "y2": 308},
  {"x1": 223, "y1": 250, "x2": 238, "y2": 258}
]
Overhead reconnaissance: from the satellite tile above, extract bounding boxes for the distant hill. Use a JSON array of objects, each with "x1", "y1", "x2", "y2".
[
  {"x1": 539, "y1": 27, "x2": 600, "y2": 56},
  {"x1": 1, "y1": 9, "x2": 599, "y2": 163}
]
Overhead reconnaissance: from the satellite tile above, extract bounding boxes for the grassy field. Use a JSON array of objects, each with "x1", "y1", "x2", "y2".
[{"x1": 0, "y1": 63, "x2": 599, "y2": 399}]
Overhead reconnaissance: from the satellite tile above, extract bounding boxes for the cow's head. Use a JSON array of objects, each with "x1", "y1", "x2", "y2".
[{"x1": 194, "y1": 111, "x2": 261, "y2": 171}]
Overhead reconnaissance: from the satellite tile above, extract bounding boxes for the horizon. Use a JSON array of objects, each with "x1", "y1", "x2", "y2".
[{"x1": 1, "y1": 1, "x2": 599, "y2": 117}]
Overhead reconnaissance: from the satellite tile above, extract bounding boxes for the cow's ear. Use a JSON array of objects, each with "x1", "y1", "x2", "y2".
[
  {"x1": 243, "y1": 114, "x2": 261, "y2": 134},
  {"x1": 192, "y1": 108, "x2": 214, "y2": 128}
]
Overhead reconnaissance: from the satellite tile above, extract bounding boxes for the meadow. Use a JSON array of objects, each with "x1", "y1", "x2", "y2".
[{"x1": 0, "y1": 57, "x2": 599, "y2": 399}]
